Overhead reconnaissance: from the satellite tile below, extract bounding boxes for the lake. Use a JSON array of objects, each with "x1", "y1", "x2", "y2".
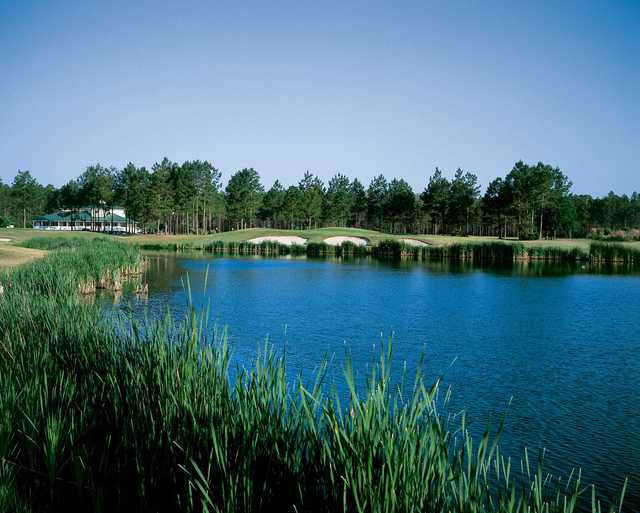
[{"x1": 105, "y1": 253, "x2": 640, "y2": 509}]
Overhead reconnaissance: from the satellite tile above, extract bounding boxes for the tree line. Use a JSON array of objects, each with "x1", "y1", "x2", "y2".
[{"x1": 1, "y1": 159, "x2": 639, "y2": 239}]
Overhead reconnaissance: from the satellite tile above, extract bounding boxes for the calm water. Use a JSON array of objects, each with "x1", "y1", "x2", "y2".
[{"x1": 106, "y1": 254, "x2": 640, "y2": 508}]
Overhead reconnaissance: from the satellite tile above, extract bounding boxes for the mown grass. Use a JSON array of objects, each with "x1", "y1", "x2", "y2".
[
  {"x1": 16, "y1": 234, "x2": 640, "y2": 269},
  {"x1": 0, "y1": 245, "x2": 47, "y2": 269},
  {"x1": 2, "y1": 227, "x2": 404, "y2": 246},
  {"x1": 0, "y1": 238, "x2": 628, "y2": 512},
  {"x1": 4, "y1": 225, "x2": 640, "y2": 266},
  {"x1": 9, "y1": 226, "x2": 640, "y2": 251}
]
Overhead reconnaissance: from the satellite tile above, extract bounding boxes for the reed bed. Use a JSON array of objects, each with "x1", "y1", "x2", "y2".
[
  {"x1": 519, "y1": 245, "x2": 590, "y2": 262},
  {"x1": 138, "y1": 240, "x2": 307, "y2": 256},
  {"x1": 306, "y1": 241, "x2": 369, "y2": 257},
  {"x1": 0, "y1": 238, "x2": 628, "y2": 512},
  {"x1": 373, "y1": 240, "x2": 640, "y2": 266},
  {"x1": 590, "y1": 242, "x2": 640, "y2": 265},
  {"x1": 41, "y1": 237, "x2": 637, "y2": 267},
  {"x1": 374, "y1": 240, "x2": 523, "y2": 263}
]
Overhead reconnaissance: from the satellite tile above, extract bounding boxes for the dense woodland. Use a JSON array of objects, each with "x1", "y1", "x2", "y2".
[{"x1": 1, "y1": 159, "x2": 639, "y2": 240}]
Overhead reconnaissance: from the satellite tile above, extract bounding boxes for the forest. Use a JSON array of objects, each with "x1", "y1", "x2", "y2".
[{"x1": 1, "y1": 159, "x2": 639, "y2": 240}]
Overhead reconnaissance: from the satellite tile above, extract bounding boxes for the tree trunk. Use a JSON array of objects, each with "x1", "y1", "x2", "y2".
[
  {"x1": 538, "y1": 197, "x2": 544, "y2": 240},
  {"x1": 466, "y1": 208, "x2": 469, "y2": 235}
]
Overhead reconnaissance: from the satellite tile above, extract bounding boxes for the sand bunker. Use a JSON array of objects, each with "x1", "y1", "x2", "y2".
[
  {"x1": 323, "y1": 236, "x2": 368, "y2": 246},
  {"x1": 400, "y1": 238, "x2": 429, "y2": 247},
  {"x1": 248, "y1": 236, "x2": 307, "y2": 246},
  {"x1": 0, "y1": 238, "x2": 11, "y2": 243}
]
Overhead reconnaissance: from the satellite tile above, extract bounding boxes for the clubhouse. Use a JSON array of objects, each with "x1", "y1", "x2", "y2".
[{"x1": 33, "y1": 207, "x2": 141, "y2": 233}]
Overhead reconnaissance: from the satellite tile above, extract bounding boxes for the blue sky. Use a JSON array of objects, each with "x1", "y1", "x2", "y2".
[{"x1": 1, "y1": 0, "x2": 638, "y2": 195}]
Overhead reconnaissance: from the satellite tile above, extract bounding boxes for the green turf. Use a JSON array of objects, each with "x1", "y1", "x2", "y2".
[{"x1": 2, "y1": 226, "x2": 640, "y2": 255}]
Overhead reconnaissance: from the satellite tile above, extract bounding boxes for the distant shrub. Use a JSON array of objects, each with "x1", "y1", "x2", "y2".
[
  {"x1": 335, "y1": 241, "x2": 369, "y2": 257},
  {"x1": 306, "y1": 242, "x2": 333, "y2": 257},
  {"x1": 373, "y1": 239, "x2": 404, "y2": 259},
  {"x1": 518, "y1": 230, "x2": 539, "y2": 241},
  {"x1": 590, "y1": 227, "x2": 640, "y2": 242}
]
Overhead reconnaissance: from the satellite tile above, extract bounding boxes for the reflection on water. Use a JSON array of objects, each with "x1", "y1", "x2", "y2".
[
  {"x1": 376, "y1": 257, "x2": 640, "y2": 277},
  {"x1": 100, "y1": 252, "x2": 640, "y2": 509}
]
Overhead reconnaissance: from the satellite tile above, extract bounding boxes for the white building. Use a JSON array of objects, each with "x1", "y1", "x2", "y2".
[{"x1": 33, "y1": 206, "x2": 141, "y2": 233}]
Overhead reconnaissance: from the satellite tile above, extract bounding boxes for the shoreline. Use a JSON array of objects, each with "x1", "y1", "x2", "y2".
[
  {"x1": 3, "y1": 227, "x2": 640, "y2": 268},
  {"x1": 137, "y1": 238, "x2": 640, "y2": 266}
]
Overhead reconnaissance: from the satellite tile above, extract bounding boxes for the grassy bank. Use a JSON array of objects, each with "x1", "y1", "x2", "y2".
[
  {"x1": 2, "y1": 227, "x2": 414, "y2": 247},
  {"x1": 12, "y1": 230, "x2": 640, "y2": 267},
  {"x1": 0, "y1": 239, "x2": 627, "y2": 512},
  {"x1": 0, "y1": 244, "x2": 46, "y2": 269},
  {"x1": 10, "y1": 226, "x2": 640, "y2": 250}
]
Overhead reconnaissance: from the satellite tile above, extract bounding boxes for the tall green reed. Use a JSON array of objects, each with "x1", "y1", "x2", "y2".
[
  {"x1": 0, "y1": 238, "x2": 628, "y2": 512},
  {"x1": 589, "y1": 242, "x2": 640, "y2": 266}
]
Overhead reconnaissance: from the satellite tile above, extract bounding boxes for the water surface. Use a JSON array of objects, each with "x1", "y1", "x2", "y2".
[{"x1": 106, "y1": 254, "x2": 640, "y2": 508}]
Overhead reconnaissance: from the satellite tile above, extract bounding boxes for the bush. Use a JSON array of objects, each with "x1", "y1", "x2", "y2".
[
  {"x1": 590, "y1": 227, "x2": 640, "y2": 242},
  {"x1": 518, "y1": 230, "x2": 539, "y2": 241}
]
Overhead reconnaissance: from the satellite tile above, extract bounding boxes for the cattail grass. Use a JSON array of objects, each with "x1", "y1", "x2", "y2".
[
  {"x1": 373, "y1": 239, "x2": 640, "y2": 267},
  {"x1": 306, "y1": 241, "x2": 369, "y2": 257},
  {"x1": 0, "y1": 239, "x2": 627, "y2": 512},
  {"x1": 589, "y1": 242, "x2": 640, "y2": 266},
  {"x1": 138, "y1": 240, "x2": 307, "y2": 256}
]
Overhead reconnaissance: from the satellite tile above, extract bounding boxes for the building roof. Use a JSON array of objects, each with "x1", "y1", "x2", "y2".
[
  {"x1": 65, "y1": 211, "x2": 92, "y2": 222},
  {"x1": 34, "y1": 209, "x2": 135, "y2": 224},
  {"x1": 33, "y1": 213, "x2": 67, "y2": 222}
]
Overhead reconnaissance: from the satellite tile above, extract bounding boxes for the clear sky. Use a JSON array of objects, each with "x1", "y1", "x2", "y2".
[{"x1": 1, "y1": 0, "x2": 638, "y2": 195}]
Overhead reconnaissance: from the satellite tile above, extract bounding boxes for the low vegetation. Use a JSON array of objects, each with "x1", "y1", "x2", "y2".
[
  {"x1": 0, "y1": 245, "x2": 46, "y2": 270},
  {"x1": 0, "y1": 239, "x2": 628, "y2": 512},
  {"x1": 7, "y1": 231, "x2": 640, "y2": 268},
  {"x1": 590, "y1": 228, "x2": 640, "y2": 242},
  {"x1": 590, "y1": 241, "x2": 640, "y2": 265}
]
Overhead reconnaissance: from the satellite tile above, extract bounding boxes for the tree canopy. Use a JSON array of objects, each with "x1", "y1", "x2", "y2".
[{"x1": 1, "y1": 159, "x2": 638, "y2": 239}]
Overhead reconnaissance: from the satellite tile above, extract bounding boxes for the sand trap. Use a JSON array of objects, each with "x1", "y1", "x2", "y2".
[
  {"x1": 323, "y1": 236, "x2": 368, "y2": 246},
  {"x1": 248, "y1": 236, "x2": 307, "y2": 246},
  {"x1": 400, "y1": 238, "x2": 429, "y2": 247},
  {"x1": 0, "y1": 238, "x2": 11, "y2": 243}
]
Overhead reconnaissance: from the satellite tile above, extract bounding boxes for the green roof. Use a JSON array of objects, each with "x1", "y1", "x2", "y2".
[
  {"x1": 65, "y1": 211, "x2": 92, "y2": 222},
  {"x1": 34, "y1": 210, "x2": 136, "y2": 224},
  {"x1": 34, "y1": 213, "x2": 67, "y2": 222}
]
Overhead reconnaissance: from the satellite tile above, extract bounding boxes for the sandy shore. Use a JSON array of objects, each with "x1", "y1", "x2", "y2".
[
  {"x1": 323, "y1": 236, "x2": 368, "y2": 246},
  {"x1": 248, "y1": 236, "x2": 307, "y2": 246},
  {"x1": 400, "y1": 238, "x2": 429, "y2": 247}
]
